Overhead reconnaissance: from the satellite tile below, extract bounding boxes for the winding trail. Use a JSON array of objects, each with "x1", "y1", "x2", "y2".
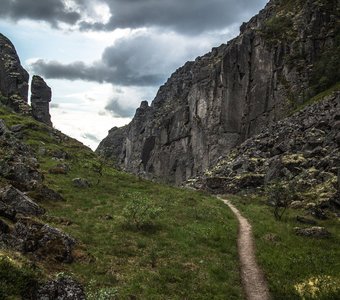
[{"x1": 218, "y1": 196, "x2": 271, "y2": 300}]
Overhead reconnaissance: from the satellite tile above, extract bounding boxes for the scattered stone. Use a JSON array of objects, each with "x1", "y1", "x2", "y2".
[
  {"x1": 290, "y1": 201, "x2": 304, "y2": 209},
  {"x1": 296, "y1": 216, "x2": 317, "y2": 225},
  {"x1": 49, "y1": 164, "x2": 70, "y2": 175},
  {"x1": 0, "y1": 185, "x2": 45, "y2": 216},
  {"x1": 36, "y1": 276, "x2": 85, "y2": 300},
  {"x1": 72, "y1": 178, "x2": 90, "y2": 188},
  {"x1": 51, "y1": 149, "x2": 70, "y2": 160},
  {"x1": 310, "y1": 208, "x2": 328, "y2": 220},
  {"x1": 294, "y1": 226, "x2": 331, "y2": 238}
]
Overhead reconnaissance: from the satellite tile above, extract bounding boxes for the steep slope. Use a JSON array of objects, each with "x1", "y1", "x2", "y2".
[{"x1": 97, "y1": 0, "x2": 340, "y2": 185}]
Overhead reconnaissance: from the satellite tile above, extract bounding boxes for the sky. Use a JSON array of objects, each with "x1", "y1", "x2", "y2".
[{"x1": 0, "y1": 0, "x2": 268, "y2": 150}]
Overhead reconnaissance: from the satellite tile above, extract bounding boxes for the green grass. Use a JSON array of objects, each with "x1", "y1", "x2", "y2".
[
  {"x1": 0, "y1": 105, "x2": 243, "y2": 299},
  {"x1": 0, "y1": 251, "x2": 41, "y2": 300},
  {"x1": 228, "y1": 194, "x2": 340, "y2": 299}
]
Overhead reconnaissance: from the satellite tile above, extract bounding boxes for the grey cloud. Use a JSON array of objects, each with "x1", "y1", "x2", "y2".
[
  {"x1": 0, "y1": 0, "x2": 81, "y2": 27},
  {"x1": 82, "y1": 132, "x2": 101, "y2": 143},
  {"x1": 105, "y1": 98, "x2": 136, "y2": 118},
  {"x1": 1, "y1": 0, "x2": 268, "y2": 34},
  {"x1": 79, "y1": 0, "x2": 268, "y2": 34},
  {"x1": 30, "y1": 32, "x2": 192, "y2": 86}
]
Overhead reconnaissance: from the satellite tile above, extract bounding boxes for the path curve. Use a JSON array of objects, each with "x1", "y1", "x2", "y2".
[{"x1": 218, "y1": 196, "x2": 271, "y2": 300}]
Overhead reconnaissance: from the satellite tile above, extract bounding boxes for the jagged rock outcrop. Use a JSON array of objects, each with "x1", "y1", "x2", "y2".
[
  {"x1": 97, "y1": 0, "x2": 340, "y2": 185},
  {"x1": 0, "y1": 33, "x2": 30, "y2": 113},
  {"x1": 189, "y1": 92, "x2": 339, "y2": 208},
  {"x1": 31, "y1": 75, "x2": 52, "y2": 126}
]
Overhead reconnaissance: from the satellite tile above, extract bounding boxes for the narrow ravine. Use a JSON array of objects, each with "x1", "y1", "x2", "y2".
[{"x1": 218, "y1": 197, "x2": 271, "y2": 300}]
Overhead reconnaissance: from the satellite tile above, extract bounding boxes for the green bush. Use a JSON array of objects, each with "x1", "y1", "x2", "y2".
[
  {"x1": 266, "y1": 181, "x2": 297, "y2": 220},
  {"x1": 122, "y1": 193, "x2": 162, "y2": 230}
]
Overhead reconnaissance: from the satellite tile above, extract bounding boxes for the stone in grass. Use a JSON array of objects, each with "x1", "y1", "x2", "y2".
[
  {"x1": 294, "y1": 226, "x2": 331, "y2": 238},
  {"x1": 72, "y1": 178, "x2": 90, "y2": 188},
  {"x1": 296, "y1": 216, "x2": 317, "y2": 225},
  {"x1": 36, "y1": 276, "x2": 85, "y2": 300},
  {"x1": 290, "y1": 201, "x2": 304, "y2": 209},
  {"x1": 0, "y1": 185, "x2": 45, "y2": 216}
]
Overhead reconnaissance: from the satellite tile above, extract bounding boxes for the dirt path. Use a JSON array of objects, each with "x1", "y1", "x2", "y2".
[{"x1": 218, "y1": 196, "x2": 271, "y2": 300}]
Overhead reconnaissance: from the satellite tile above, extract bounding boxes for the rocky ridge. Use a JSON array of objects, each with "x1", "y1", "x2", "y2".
[
  {"x1": 97, "y1": 0, "x2": 340, "y2": 185},
  {"x1": 0, "y1": 33, "x2": 52, "y2": 126}
]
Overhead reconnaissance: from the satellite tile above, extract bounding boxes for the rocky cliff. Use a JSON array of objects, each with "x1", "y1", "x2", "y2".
[
  {"x1": 0, "y1": 33, "x2": 30, "y2": 113},
  {"x1": 0, "y1": 33, "x2": 52, "y2": 126},
  {"x1": 190, "y1": 91, "x2": 339, "y2": 203},
  {"x1": 97, "y1": 0, "x2": 340, "y2": 185}
]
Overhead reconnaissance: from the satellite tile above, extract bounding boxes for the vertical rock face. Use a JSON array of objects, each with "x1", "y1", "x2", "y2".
[
  {"x1": 97, "y1": 0, "x2": 340, "y2": 185},
  {"x1": 0, "y1": 33, "x2": 30, "y2": 113},
  {"x1": 31, "y1": 75, "x2": 52, "y2": 126}
]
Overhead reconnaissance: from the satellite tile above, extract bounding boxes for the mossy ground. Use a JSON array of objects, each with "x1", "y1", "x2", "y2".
[
  {"x1": 228, "y1": 194, "x2": 340, "y2": 300},
  {"x1": 0, "y1": 105, "x2": 242, "y2": 299}
]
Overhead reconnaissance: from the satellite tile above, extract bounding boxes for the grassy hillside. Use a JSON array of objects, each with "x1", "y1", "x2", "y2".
[{"x1": 0, "y1": 104, "x2": 242, "y2": 299}]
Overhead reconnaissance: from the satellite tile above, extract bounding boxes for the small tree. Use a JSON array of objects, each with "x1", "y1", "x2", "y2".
[
  {"x1": 92, "y1": 161, "x2": 104, "y2": 185},
  {"x1": 122, "y1": 193, "x2": 162, "y2": 230},
  {"x1": 266, "y1": 181, "x2": 297, "y2": 220}
]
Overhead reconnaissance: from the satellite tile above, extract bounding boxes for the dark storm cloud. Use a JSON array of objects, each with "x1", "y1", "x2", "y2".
[
  {"x1": 31, "y1": 59, "x2": 163, "y2": 86},
  {"x1": 79, "y1": 0, "x2": 268, "y2": 34},
  {"x1": 30, "y1": 33, "x2": 182, "y2": 86},
  {"x1": 1, "y1": 0, "x2": 268, "y2": 34},
  {"x1": 0, "y1": 0, "x2": 81, "y2": 27},
  {"x1": 105, "y1": 98, "x2": 135, "y2": 118}
]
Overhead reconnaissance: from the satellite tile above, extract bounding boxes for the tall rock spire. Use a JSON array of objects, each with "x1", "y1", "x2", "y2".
[{"x1": 31, "y1": 75, "x2": 52, "y2": 126}]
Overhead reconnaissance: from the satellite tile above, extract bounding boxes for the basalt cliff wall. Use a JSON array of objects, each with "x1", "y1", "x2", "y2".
[{"x1": 97, "y1": 0, "x2": 340, "y2": 185}]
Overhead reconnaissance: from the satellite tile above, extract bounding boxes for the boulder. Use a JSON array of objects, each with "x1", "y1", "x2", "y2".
[
  {"x1": 0, "y1": 185, "x2": 45, "y2": 216},
  {"x1": 294, "y1": 226, "x2": 330, "y2": 238},
  {"x1": 36, "y1": 276, "x2": 85, "y2": 300},
  {"x1": 49, "y1": 164, "x2": 70, "y2": 175},
  {"x1": 12, "y1": 218, "x2": 75, "y2": 262},
  {"x1": 296, "y1": 216, "x2": 317, "y2": 225},
  {"x1": 72, "y1": 178, "x2": 90, "y2": 188}
]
